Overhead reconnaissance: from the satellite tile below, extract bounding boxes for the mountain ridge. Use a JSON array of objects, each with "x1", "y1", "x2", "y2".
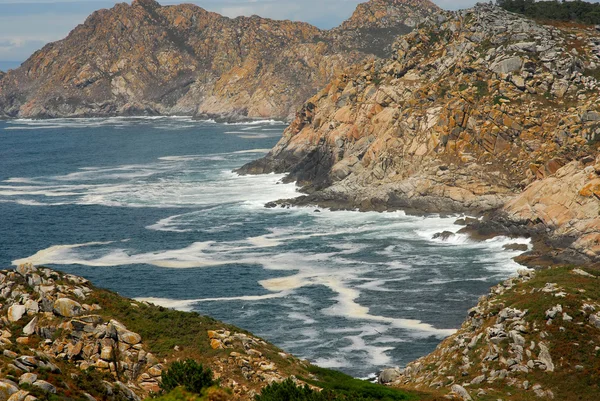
[{"x1": 0, "y1": 0, "x2": 439, "y2": 120}]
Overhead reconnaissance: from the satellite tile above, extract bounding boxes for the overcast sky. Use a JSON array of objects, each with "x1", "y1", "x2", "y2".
[{"x1": 0, "y1": 0, "x2": 597, "y2": 67}]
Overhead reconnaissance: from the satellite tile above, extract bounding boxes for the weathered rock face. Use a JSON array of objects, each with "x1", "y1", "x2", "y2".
[
  {"x1": 502, "y1": 158, "x2": 600, "y2": 259},
  {"x1": 329, "y1": 0, "x2": 438, "y2": 57},
  {"x1": 241, "y1": 4, "x2": 600, "y2": 232},
  {"x1": 0, "y1": 0, "x2": 438, "y2": 120}
]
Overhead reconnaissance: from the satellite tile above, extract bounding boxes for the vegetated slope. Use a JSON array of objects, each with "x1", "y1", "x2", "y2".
[
  {"x1": 240, "y1": 4, "x2": 600, "y2": 261},
  {"x1": 0, "y1": 264, "x2": 419, "y2": 401},
  {"x1": 497, "y1": 0, "x2": 600, "y2": 25},
  {"x1": 389, "y1": 266, "x2": 600, "y2": 401},
  {"x1": 0, "y1": 0, "x2": 438, "y2": 120}
]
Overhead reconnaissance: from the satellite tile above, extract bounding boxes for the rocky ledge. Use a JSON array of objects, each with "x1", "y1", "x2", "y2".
[
  {"x1": 0, "y1": 263, "x2": 314, "y2": 401},
  {"x1": 239, "y1": 3, "x2": 600, "y2": 261}
]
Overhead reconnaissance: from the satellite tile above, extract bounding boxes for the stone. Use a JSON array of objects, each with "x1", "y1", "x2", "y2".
[
  {"x1": 378, "y1": 368, "x2": 401, "y2": 384},
  {"x1": 432, "y1": 231, "x2": 455, "y2": 241},
  {"x1": 53, "y1": 298, "x2": 82, "y2": 317},
  {"x1": 32, "y1": 381, "x2": 56, "y2": 394},
  {"x1": 491, "y1": 57, "x2": 522, "y2": 74},
  {"x1": 24, "y1": 300, "x2": 38, "y2": 315},
  {"x1": 3, "y1": 350, "x2": 17, "y2": 359},
  {"x1": 572, "y1": 268, "x2": 596, "y2": 278},
  {"x1": 7, "y1": 305, "x2": 26, "y2": 323},
  {"x1": 7, "y1": 391, "x2": 29, "y2": 401},
  {"x1": 538, "y1": 343, "x2": 554, "y2": 372},
  {"x1": 18, "y1": 374, "x2": 37, "y2": 386},
  {"x1": 451, "y1": 384, "x2": 472, "y2": 401},
  {"x1": 108, "y1": 320, "x2": 141, "y2": 345},
  {"x1": 22, "y1": 317, "x2": 38, "y2": 336},
  {"x1": 15, "y1": 264, "x2": 36, "y2": 277},
  {"x1": 589, "y1": 313, "x2": 600, "y2": 329},
  {"x1": 0, "y1": 382, "x2": 18, "y2": 401}
]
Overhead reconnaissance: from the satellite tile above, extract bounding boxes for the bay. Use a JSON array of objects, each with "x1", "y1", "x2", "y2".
[{"x1": 0, "y1": 117, "x2": 528, "y2": 377}]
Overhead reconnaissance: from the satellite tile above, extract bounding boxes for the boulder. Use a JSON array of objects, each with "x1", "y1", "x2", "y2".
[
  {"x1": 22, "y1": 317, "x2": 38, "y2": 336},
  {"x1": 451, "y1": 384, "x2": 472, "y2": 401},
  {"x1": 432, "y1": 231, "x2": 456, "y2": 241},
  {"x1": 15, "y1": 264, "x2": 36, "y2": 277},
  {"x1": 590, "y1": 313, "x2": 600, "y2": 329},
  {"x1": 0, "y1": 382, "x2": 18, "y2": 401},
  {"x1": 18, "y1": 374, "x2": 37, "y2": 386},
  {"x1": 378, "y1": 368, "x2": 401, "y2": 384},
  {"x1": 53, "y1": 298, "x2": 82, "y2": 317},
  {"x1": 491, "y1": 56, "x2": 522, "y2": 74},
  {"x1": 32, "y1": 381, "x2": 56, "y2": 394},
  {"x1": 108, "y1": 320, "x2": 141, "y2": 345},
  {"x1": 7, "y1": 391, "x2": 28, "y2": 401},
  {"x1": 7, "y1": 305, "x2": 26, "y2": 323}
]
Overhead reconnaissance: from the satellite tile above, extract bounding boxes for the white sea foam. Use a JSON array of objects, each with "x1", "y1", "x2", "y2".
[{"x1": 223, "y1": 119, "x2": 284, "y2": 126}]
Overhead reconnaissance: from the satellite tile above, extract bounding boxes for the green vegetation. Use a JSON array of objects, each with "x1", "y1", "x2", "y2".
[
  {"x1": 474, "y1": 80, "x2": 489, "y2": 98},
  {"x1": 487, "y1": 266, "x2": 600, "y2": 400},
  {"x1": 493, "y1": 95, "x2": 510, "y2": 105},
  {"x1": 85, "y1": 288, "x2": 224, "y2": 358},
  {"x1": 302, "y1": 366, "x2": 415, "y2": 400},
  {"x1": 151, "y1": 387, "x2": 230, "y2": 401},
  {"x1": 497, "y1": 0, "x2": 600, "y2": 25},
  {"x1": 161, "y1": 360, "x2": 214, "y2": 394},
  {"x1": 255, "y1": 379, "x2": 328, "y2": 401}
]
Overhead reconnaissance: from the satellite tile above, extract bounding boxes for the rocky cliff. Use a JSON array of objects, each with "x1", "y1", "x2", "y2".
[
  {"x1": 0, "y1": 0, "x2": 438, "y2": 120},
  {"x1": 240, "y1": 4, "x2": 600, "y2": 260}
]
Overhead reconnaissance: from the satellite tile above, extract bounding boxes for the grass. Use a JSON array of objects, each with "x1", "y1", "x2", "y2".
[{"x1": 300, "y1": 366, "x2": 417, "y2": 401}]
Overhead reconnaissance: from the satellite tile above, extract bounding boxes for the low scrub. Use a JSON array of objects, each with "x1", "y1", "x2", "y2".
[{"x1": 160, "y1": 360, "x2": 214, "y2": 394}]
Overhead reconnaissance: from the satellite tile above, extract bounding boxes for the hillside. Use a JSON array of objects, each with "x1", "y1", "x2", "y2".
[
  {"x1": 0, "y1": 0, "x2": 438, "y2": 120},
  {"x1": 392, "y1": 265, "x2": 600, "y2": 400},
  {"x1": 0, "y1": 264, "x2": 422, "y2": 401},
  {"x1": 239, "y1": 3, "x2": 600, "y2": 262}
]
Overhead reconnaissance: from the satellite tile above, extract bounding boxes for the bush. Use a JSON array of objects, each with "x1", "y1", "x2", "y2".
[
  {"x1": 255, "y1": 379, "x2": 329, "y2": 401},
  {"x1": 160, "y1": 359, "x2": 214, "y2": 394}
]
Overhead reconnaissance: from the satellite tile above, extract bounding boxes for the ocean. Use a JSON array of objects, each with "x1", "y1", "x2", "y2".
[{"x1": 0, "y1": 117, "x2": 528, "y2": 377}]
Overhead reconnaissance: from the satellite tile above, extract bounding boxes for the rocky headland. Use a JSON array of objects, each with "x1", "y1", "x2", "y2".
[
  {"x1": 0, "y1": 0, "x2": 437, "y2": 120},
  {"x1": 384, "y1": 266, "x2": 600, "y2": 400},
  {"x1": 239, "y1": 3, "x2": 600, "y2": 263}
]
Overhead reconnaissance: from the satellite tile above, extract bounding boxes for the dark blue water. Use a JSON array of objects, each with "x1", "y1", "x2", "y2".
[{"x1": 0, "y1": 117, "x2": 529, "y2": 377}]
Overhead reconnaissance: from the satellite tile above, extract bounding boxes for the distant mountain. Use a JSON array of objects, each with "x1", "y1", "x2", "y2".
[{"x1": 0, "y1": 0, "x2": 439, "y2": 120}]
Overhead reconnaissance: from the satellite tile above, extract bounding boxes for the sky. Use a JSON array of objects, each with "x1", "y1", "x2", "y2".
[{"x1": 0, "y1": 0, "x2": 595, "y2": 68}]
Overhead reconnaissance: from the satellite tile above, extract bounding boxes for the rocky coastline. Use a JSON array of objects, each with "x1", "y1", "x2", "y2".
[
  {"x1": 239, "y1": 3, "x2": 600, "y2": 265},
  {"x1": 0, "y1": 263, "x2": 318, "y2": 401}
]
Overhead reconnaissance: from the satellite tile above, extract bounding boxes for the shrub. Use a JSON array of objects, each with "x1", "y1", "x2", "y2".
[
  {"x1": 160, "y1": 359, "x2": 214, "y2": 394},
  {"x1": 254, "y1": 379, "x2": 328, "y2": 401}
]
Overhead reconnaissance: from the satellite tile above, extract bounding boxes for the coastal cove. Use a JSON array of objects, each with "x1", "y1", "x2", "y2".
[{"x1": 0, "y1": 117, "x2": 530, "y2": 378}]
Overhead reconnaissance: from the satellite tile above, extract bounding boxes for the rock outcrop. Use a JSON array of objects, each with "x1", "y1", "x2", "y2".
[
  {"x1": 0, "y1": 264, "x2": 312, "y2": 401},
  {"x1": 0, "y1": 0, "x2": 439, "y2": 120},
  {"x1": 387, "y1": 266, "x2": 600, "y2": 400},
  {"x1": 241, "y1": 4, "x2": 600, "y2": 258}
]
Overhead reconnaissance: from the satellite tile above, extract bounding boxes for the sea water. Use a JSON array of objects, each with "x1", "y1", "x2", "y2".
[{"x1": 0, "y1": 117, "x2": 529, "y2": 377}]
